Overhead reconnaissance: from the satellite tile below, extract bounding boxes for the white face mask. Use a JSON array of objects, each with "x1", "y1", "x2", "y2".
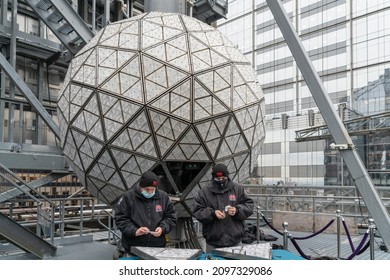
[{"x1": 141, "y1": 190, "x2": 155, "y2": 199}]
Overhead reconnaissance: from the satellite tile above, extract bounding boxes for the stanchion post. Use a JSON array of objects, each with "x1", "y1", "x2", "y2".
[
  {"x1": 256, "y1": 206, "x2": 260, "y2": 244},
  {"x1": 336, "y1": 209, "x2": 341, "y2": 258},
  {"x1": 283, "y1": 222, "x2": 289, "y2": 250},
  {"x1": 369, "y1": 218, "x2": 376, "y2": 260}
]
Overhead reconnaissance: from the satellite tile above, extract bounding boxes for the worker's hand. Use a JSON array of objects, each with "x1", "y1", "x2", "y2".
[
  {"x1": 135, "y1": 227, "x2": 150, "y2": 236},
  {"x1": 215, "y1": 210, "x2": 226, "y2": 219},
  {"x1": 151, "y1": 227, "x2": 163, "y2": 237},
  {"x1": 226, "y1": 206, "x2": 237, "y2": 216}
]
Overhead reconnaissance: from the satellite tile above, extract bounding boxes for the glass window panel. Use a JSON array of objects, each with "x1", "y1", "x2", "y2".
[
  {"x1": 300, "y1": 84, "x2": 311, "y2": 98},
  {"x1": 385, "y1": 36, "x2": 390, "y2": 61},
  {"x1": 274, "y1": 65, "x2": 294, "y2": 82},
  {"x1": 353, "y1": 0, "x2": 367, "y2": 17},
  {"x1": 312, "y1": 57, "x2": 323, "y2": 72},
  {"x1": 354, "y1": 18, "x2": 367, "y2": 43},
  {"x1": 283, "y1": 0, "x2": 294, "y2": 14},
  {"x1": 256, "y1": 0, "x2": 265, "y2": 6},
  {"x1": 256, "y1": 29, "x2": 273, "y2": 46},
  {"x1": 275, "y1": 45, "x2": 292, "y2": 61},
  {"x1": 367, "y1": 15, "x2": 379, "y2": 41},
  {"x1": 274, "y1": 26, "x2": 283, "y2": 40},
  {"x1": 26, "y1": 16, "x2": 39, "y2": 36},
  {"x1": 257, "y1": 48, "x2": 274, "y2": 65},
  {"x1": 255, "y1": 8, "x2": 273, "y2": 26},
  {"x1": 264, "y1": 92, "x2": 274, "y2": 105},
  {"x1": 353, "y1": 41, "x2": 367, "y2": 68},
  {"x1": 258, "y1": 70, "x2": 273, "y2": 86},
  {"x1": 367, "y1": 38, "x2": 380, "y2": 65}
]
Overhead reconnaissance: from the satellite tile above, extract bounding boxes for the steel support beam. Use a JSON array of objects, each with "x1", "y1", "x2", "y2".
[
  {"x1": 0, "y1": 172, "x2": 69, "y2": 203},
  {"x1": 266, "y1": 0, "x2": 390, "y2": 250},
  {"x1": 49, "y1": 0, "x2": 93, "y2": 42},
  {"x1": 0, "y1": 150, "x2": 66, "y2": 170},
  {"x1": 0, "y1": 52, "x2": 60, "y2": 139},
  {"x1": 0, "y1": 212, "x2": 57, "y2": 259},
  {"x1": 0, "y1": 142, "x2": 65, "y2": 170},
  {"x1": 145, "y1": 0, "x2": 187, "y2": 14},
  {"x1": 25, "y1": 0, "x2": 94, "y2": 54}
]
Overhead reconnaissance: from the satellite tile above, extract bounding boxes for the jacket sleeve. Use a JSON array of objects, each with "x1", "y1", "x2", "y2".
[
  {"x1": 114, "y1": 194, "x2": 138, "y2": 238},
  {"x1": 159, "y1": 195, "x2": 176, "y2": 234},
  {"x1": 233, "y1": 185, "x2": 254, "y2": 220},
  {"x1": 192, "y1": 189, "x2": 216, "y2": 224}
]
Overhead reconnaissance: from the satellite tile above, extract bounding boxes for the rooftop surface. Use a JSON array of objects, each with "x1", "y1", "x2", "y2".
[{"x1": 2, "y1": 227, "x2": 389, "y2": 260}]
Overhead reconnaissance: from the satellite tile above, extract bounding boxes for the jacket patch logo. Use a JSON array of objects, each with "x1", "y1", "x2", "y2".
[
  {"x1": 229, "y1": 194, "x2": 236, "y2": 202},
  {"x1": 155, "y1": 204, "x2": 163, "y2": 212}
]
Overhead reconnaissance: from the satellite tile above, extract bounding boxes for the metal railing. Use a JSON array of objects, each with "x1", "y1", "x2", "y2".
[
  {"x1": 0, "y1": 196, "x2": 112, "y2": 243},
  {"x1": 97, "y1": 209, "x2": 121, "y2": 244},
  {"x1": 244, "y1": 184, "x2": 390, "y2": 226}
]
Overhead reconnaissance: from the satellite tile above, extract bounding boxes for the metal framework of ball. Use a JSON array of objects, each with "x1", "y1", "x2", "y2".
[{"x1": 57, "y1": 12, "x2": 265, "y2": 206}]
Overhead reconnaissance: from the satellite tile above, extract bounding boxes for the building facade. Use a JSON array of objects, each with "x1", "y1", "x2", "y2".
[
  {"x1": 1, "y1": 0, "x2": 390, "y2": 195},
  {"x1": 217, "y1": 0, "x2": 390, "y2": 186}
]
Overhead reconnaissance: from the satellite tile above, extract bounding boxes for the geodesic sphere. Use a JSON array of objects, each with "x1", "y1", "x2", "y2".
[{"x1": 57, "y1": 12, "x2": 265, "y2": 205}]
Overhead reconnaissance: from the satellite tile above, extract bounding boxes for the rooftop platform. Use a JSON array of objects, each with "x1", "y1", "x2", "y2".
[{"x1": 2, "y1": 227, "x2": 388, "y2": 260}]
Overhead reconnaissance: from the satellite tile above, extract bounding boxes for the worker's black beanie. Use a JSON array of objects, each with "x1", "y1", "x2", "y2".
[
  {"x1": 212, "y1": 164, "x2": 229, "y2": 178},
  {"x1": 139, "y1": 171, "x2": 158, "y2": 188}
]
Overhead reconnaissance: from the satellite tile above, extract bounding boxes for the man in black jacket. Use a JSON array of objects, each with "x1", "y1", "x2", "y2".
[
  {"x1": 115, "y1": 171, "x2": 176, "y2": 252},
  {"x1": 192, "y1": 164, "x2": 254, "y2": 253}
]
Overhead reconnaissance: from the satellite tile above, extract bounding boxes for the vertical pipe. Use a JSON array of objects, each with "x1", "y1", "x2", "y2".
[
  {"x1": 129, "y1": 0, "x2": 134, "y2": 17},
  {"x1": 60, "y1": 201, "x2": 65, "y2": 238},
  {"x1": 108, "y1": 210, "x2": 112, "y2": 244},
  {"x1": 37, "y1": 61, "x2": 46, "y2": 145},
  {"x1": 104, "y1": 0, "x2": 110, "y2": 27},
  {"x1": 188, "y1": 0, "x2": 193, "y2": 17},
  {"x1": 92, "y1": 0, "x2": 96, "y2": 32},
  {"x1": 9, "y1": 202, "x2": 13, "y2": 218},
  {"x1": 0, "y1": 51, "x2": 5, "y2": 142},
  {"x1": 8, "y1": 0, "x2": 17, "y2": 142},
  {"x1": 50, "y1": 206, "x2": 55, "y2": 244},
  {"x1": 36, "y1": 204, "x2": 41, "y2": 236},
  {"x1": 256, "y1": 206, "x2": 260, "y2": 244},
  {"x1": 83, "y1": 0, "x2": 88, "y2": 22},
  {"x1": 80, "y1": 199, "x2": 84, "y2": 236},
  {"x1": 0, "y1": 0, "x2": 8, "y2": 142},
  {"x1": 0, "y1": 0, "x2": 8, "y2": 23},
  {"x1": 18, "y1": 103, "x2": 23, "y2": 144},
  {"x1": 91, "y1": 198, "x2": 95, "y2": 219},
  {"x1": 282, "y1": 222, "x2": 289, "y2": 250},
  {"x1": 336, "y1": 209, "x2": 341, "y2": 258},
  {"x1": 369, "y1": 218, "x2": 376, "y2": 260},
  {"x1": 126, "y1": 0, "x2": 130, "y2": 16}
]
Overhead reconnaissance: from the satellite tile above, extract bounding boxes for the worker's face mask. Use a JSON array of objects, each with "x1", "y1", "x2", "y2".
[
  {"x1": 141, "y1": 190, "x2": 156, "y2": 198},
  {"x1": 214, "y1": 177, "x2": 228, "y2": 189}
]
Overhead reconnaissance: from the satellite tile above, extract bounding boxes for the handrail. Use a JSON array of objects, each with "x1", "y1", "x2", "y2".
[
  {"x1": 0, "y1": 162, "x2": 56, "y2": 207},
  {"x1": 97, "y1": 209, "x2": 121, "y2": 243}
]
